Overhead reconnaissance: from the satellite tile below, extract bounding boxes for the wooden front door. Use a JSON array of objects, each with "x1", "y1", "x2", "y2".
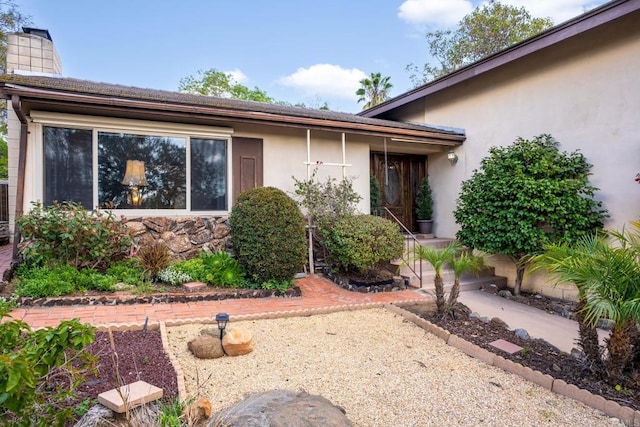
[
  {"x1": 232, "y1": 137, "x2": 263, "y2": 203},
  {"x1": 372, "y1": 153, "x2": 426, "y2": 231}
]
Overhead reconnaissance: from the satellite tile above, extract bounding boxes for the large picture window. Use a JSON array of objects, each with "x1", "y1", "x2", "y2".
[
  {"x1": 40, "y1": 116, "x2": 231, "y2": 213},
  {"x1": 98, "y1": 132, "x2": 187, "y2": 209}
]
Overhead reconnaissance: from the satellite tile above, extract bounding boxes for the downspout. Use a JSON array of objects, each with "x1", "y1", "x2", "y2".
[{"x1": 11, "y1": 94, "x2": 28, "y2": 260}]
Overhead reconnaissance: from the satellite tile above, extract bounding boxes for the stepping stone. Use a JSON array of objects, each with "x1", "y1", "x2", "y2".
[
  {"x1": 97, "y1": 380, "x2": 163, "y2": 413},
  {"x1": 183, "y1": 281, "x2": 207, "y2": 292},
  {"x1": 489, "y1": 339, "x2": 523, "y2": 355}
]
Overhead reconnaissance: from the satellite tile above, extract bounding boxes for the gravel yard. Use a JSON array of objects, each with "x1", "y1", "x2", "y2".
[{"x1": 165, "y1": 308, "x2": 622, "y2": 426}]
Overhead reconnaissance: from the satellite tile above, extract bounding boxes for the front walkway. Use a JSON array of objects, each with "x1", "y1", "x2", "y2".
[{"x1": 7, "y1": 276, "x2": 428, "y2": 328}]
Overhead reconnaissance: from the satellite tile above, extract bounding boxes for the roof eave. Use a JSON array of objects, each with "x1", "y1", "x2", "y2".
[
  {"x1": 2, "y1": 84, "x2": 465, "y2": 145},
  {"x1": 360, "y1": 0, "x2": 639, "y2": 118}
]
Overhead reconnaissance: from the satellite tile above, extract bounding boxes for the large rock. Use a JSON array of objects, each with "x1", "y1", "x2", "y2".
[
  {"x1": 183, "y1": 397, "x2": 213, "y2": 423},
  {"x1": 188, "y1": 335, "x2": 224, "y2": 359},
  {"x1": 213, "y1": 390, "x2": 351, "y2": 427},
  {"x1": 222, "y1": 327, "x2": 254, "y2": 356}
]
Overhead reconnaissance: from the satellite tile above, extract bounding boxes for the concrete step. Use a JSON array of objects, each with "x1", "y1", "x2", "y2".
[{"x1": 411, "y1": 274, "x2": 508, "y2": 293}]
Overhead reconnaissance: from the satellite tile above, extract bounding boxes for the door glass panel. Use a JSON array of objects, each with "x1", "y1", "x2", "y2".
[{"x1": 384, "y1": 163, "x2": 400, "y2": 205}]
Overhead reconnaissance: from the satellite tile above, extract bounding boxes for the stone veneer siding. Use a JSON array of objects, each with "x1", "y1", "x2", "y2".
[{"x1": 123, "y1": 216, "x2": 230, "y2": 259}]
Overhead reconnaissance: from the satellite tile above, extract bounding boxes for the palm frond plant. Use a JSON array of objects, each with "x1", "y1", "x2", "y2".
[
  {"x1": 531, "y1": 225, "x2": 640, "y2": 386},
  {"x1": 410, "y1": 242, "x2": 459, "y2": 314},
  {"x1": 446, "y1": 250, "x2": 484, "y2": 316}
]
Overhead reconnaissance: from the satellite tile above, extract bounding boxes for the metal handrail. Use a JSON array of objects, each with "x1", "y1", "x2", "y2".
[{"x1": 374, "y1": 207, "x2": 422, "y2": 288}]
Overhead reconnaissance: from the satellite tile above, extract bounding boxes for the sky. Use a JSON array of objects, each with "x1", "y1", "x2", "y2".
[{"x1": 16, "y1": 0, "x2": 607, "y2": 113}]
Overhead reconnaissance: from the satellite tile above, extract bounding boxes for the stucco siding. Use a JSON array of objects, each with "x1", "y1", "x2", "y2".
[{"x1": 389, "y1": 15, "x2": 640, "y2": 295}]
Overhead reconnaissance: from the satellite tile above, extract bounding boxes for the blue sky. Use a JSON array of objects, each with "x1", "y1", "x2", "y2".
[{"x1": 17, "y1": 0, "x2": 606, "y2": 113}]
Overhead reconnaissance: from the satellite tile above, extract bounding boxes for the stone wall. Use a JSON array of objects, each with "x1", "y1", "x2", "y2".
[{"x1": 122, "y1": 216, "x2": 230, "y2": 259}]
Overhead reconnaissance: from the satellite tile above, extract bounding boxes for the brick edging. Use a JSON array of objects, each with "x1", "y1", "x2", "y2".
[
  {"x1": 159, "y1": 321, "x2": 187, "y2": 403},
  {"x1": 383, "y1": 303, "x2": 639, "y2": 425}
]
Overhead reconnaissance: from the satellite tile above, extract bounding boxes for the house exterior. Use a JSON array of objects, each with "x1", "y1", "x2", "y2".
[
  {"x1": 361, "y1": 0, "x2": 640, "y2": 297},
  {"x1": 0, "y1": 29, "x2": 463, "y2": 259}
]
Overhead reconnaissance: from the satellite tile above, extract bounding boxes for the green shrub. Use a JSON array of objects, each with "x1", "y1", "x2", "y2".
[
  {"x1": 0, "y1": 311, "x2": 95, "y2": 424},
  {"x1": 17, "y1": 202, "x2": 132, "y2": 270},
  {"x1": 230, "y1": 187, "x2": 307, "y2": 283},
  {"x1": 322, "y1": 214, "x2": 404, "y2": 274}
]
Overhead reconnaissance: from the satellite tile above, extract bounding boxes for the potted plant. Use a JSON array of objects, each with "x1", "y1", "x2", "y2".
[{"x1": 416, "y1": 176, "x2": 433, "y2": 234}]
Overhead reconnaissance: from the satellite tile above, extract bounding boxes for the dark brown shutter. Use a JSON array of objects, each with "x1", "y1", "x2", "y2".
[{"x1": 232, "y1": 137, "x2": 263, "y2": 203}]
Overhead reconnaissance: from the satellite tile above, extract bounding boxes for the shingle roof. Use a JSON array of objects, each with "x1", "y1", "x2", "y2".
[{"x1": 0, "y1": 74, "x2": 464, "y2": 138}]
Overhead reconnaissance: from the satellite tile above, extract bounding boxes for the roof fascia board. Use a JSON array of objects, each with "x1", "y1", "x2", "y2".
[
  {"x1": 361, "y1": 0, "x2": 639, "y2": 117},
  {"x1": 6, "y1": 85, "x2": 465, "y2": 144}
]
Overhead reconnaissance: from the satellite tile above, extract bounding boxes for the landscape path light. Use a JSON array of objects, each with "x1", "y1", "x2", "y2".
[{"x1": 215, "y1": 312, "x2": 229, "y2": 340}]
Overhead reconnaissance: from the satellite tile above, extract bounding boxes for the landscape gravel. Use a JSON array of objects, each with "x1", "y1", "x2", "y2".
[{"x1": 165, "y1": 308, "x2": 624, "y2": 426}]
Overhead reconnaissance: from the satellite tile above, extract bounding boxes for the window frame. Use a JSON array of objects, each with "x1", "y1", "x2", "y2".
[{"x1": 31, "y1": 111, "x2": 234, "y2": 216}]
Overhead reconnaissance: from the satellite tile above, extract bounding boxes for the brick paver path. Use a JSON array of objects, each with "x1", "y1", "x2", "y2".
[{"x1": 8, "y1": 276, "x2": 428, "y2": 329}]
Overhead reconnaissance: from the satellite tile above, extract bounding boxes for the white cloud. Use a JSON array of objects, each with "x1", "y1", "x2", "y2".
[
  {"x1": 500, "y1": 0, "x2": 605, "y2": 23},
  {"x1": 278, "y1": 64, "x2": 367, "y2": 100},
  {"x1": 225, "y1": 68, "x2": 247, "y2": 84},
  {"x1": 398, "y1": 0, "x2": 473, "y2": 26}
]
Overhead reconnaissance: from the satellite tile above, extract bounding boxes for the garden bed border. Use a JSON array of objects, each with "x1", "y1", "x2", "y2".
[{"x1": 15, "y1": 286, "x2": 301, "y2": 307}]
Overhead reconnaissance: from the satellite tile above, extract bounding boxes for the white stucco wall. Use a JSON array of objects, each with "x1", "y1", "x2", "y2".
[{"x1": 386, "y1": 15, "x2": 640, "y2": 295}]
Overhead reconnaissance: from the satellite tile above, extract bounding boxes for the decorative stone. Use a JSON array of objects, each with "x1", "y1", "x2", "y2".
[
  {"x1": 143, "y1": 217, "x2": 167, "y2": 233},
  {"x1": 213, "y1": 223, "x2": 230, "y2": 239},
  {"x1": 498, "y1": 290, "x2": 512, "y2": 298},
  {"x1": 125, "y1": 221, "x2": 146, "y2": 236},
  {"x1": 166, "y1": 234, "x2": 192, "y2": 254},
  {"x1": 74, "y1": 404, "x2": 115, "y2": 427},
  {"x1": 191, "y1": 229, "x2": 213, "y2": 245},
  {"x1": 182, "y1": 397, "x2": 213, "y2": 422},
  {"x1": 222, "y1": 327, "x2": 254, "y2": 356},
  {"x1": 514, "y1": 328, "x2": 530, "y2": 340},
  {"x1": 489, "y1": 339, "x2": 523, "y2": 355},
  {"x1": 188, "y1": 335, "x2": 224, "y2": 359},
  {"x1": 97, "y1": 380, "x2": 163, "y2": 413},
  {"x1": 183, "y1": 282, "x2": 207, "y2": 292},
  {"x1": 217, "y1": 390, "x2": 351, "y2": 426}
]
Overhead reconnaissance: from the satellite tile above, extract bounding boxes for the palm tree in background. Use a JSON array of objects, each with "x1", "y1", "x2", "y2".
[{"x1": 356, "y1": 73, "x2": 392, "y2": 110}]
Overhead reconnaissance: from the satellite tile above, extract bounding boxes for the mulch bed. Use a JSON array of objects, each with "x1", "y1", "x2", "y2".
[
  {"x1": 69, "y1": 329, "x2": 179, "y2": 422},
  {"x1": 402, "y1": 301, "x2": 640, "y2": 411}
]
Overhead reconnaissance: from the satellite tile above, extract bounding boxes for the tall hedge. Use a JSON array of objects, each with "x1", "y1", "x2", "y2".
[{"x1": 229, "y1": 187, "x2": 307, "y2": 283}]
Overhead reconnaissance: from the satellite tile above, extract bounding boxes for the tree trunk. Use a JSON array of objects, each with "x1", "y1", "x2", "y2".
[
  {"x1": 447, "y1": 278, "x2": 460, "y2": 314},
  {"x1": 605, "y1": 319, "x2": 638, "y2": 386},
  {"x1": 434, "y1": 274, "x2": 445, "y2": 314},
  {"x1": 514, "y1": 263, "x2": 526, "y2": 296},
  {"x1": 575, "y1": 299, "x2": 604, "y2": 378}
]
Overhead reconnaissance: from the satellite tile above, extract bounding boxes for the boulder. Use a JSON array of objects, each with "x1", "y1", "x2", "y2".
[
  {"x1": 183, "y1": 397, "x2": 213, "y2": 423},
  {"x1": 222, "y1": 327, "x2": 254, "y2": 356},
  {"x1": 188, "y1": 335, "x2": 224, "y2": 359},
  {"x1": 213, "y1": 390, "x2": 351, "y2": 427}
]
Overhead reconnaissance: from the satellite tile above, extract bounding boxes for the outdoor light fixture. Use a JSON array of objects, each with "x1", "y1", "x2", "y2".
[
  {"x1": 447, "y1": 149, "x2": 459, "y2": 165},
  {"x1": 215, "y1": 312, "x2": 230, "y2": 340},
  {"x1": 121, "y1": 160, "x2": 147, "y2": 206}
]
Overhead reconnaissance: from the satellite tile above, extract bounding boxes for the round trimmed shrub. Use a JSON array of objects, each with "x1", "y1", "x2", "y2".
[
  {"x1": 230, "y1": 187, "x2": 307, "y2": 283},
  {"x1": 322, "y1": 214, "x2": 404, "y2": 274}
]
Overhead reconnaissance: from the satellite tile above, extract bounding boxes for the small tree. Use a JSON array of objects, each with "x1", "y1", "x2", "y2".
[
  {"x1": 454, "y1": 134, "x2": 607, "y2": 295},
  {"x1": 415, "y1": 176, "x2": 433, "y2": 220}
]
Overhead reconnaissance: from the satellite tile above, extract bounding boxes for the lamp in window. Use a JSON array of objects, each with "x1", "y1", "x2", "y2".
[{"x1": 121, "y1": 160, "x2": 147, "y2": 206}]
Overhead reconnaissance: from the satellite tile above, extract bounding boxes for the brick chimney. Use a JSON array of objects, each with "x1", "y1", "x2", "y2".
[{"x1": 6, "y1": 27, "x2": 62, "y2": 75}]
